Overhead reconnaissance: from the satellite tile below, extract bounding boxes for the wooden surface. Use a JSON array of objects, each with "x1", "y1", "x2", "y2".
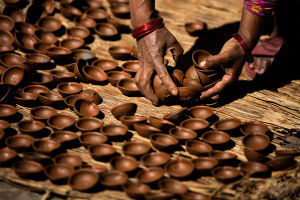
[{"x1": 1, "y1": 0, "x2": 300, "y2": 199}]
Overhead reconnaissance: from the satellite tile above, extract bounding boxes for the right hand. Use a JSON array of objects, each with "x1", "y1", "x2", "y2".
[{"x1": 135, "y1": 27, "x2": 183, "y2": 105}]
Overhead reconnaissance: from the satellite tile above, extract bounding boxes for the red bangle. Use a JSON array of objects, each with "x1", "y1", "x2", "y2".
[
  {"x1": 232, "y1": 33, "x2": 254, "y2": 63},
  {"x1": 132, "y1": 18, "x2": 164, "y2": 40}
]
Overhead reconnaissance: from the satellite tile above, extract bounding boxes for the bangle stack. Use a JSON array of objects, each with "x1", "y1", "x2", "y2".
[
  {"x1": 132, "y1": 18, "x2": 164, "y2": 40},
  {"x1": 232, "y1": 33, "x2": 254, "y2": 63}
]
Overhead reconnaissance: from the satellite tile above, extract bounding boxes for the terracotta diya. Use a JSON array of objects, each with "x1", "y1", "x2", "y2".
[
  {"x1": 13, "y1": 160, "x2": 44, "y2": 179},
  {"x1": 185, "y1": 140, "x2": 213, "y2": 156},
  {"x1": 0, "y1": 84, "x2": 11, "y2": 104},
  {"x1": 136, "y1": 168, "x2": 165, "y2": 188},
  {"x1": 50, "y1": 131, "x2": 78, "y2": 146},
  {"x1": 243, "y1": 147, "x2": 269, "y2": 163},
  {"x1": 38, "y1": 92, "x2": 64, "y2": 107},
  {"x1": 122, "y1": 181, "x2": 151, "y2": 199},
  {"x1": 187, "y1": 105, "x2": 214, "y2": 120},
  {"x1": 0, "y1": 15, "x2": 14, "y2": 32},
  {"x1": 185, "y1": 21, "x2": 207, "y2": 36},
  {"x1": 69, "y1": 169, "x2": 99, "y2": 191},
  {"x1": 145, "y1": 190, "x2": 174, "y2": 200},
  {"x1": 92, "y1": 59, "x2": 118, "y2": 72},
  {"x1": 72, "y1": 49, "x2": 95, "y2": 62},
  {"x1": 66, "y1": 26, "x2": 90, "y2": 39},
  {"x1": 209, "y1": 150, "x2": 237, "y2": 166},
  {"x1": 165, "y1": 158, "x2": 194, "y2": 178},
  {"x1": 0, "y1": 148, "x2": 17, "y2": 165},
  {"x1": 54, "y1": 153, "x2": 82, "y2": 169},
  {"x1": 82, "y1": 65, "x2": 107, "y2": 84},
  {"x1": 141, "y1": 152, "x2": 170, "y2": 167},
  {"x1": 22, "y1": 85, "x2": 50, "y2": 94},
  {"x1": 14, "y1": 22, "x2": 35, "y2": 35},
  {"x1": 107, "y1": 70, "x2": 131, "y2": 86},
  {"x1": 150, "y1": 133, "x2": 179, "y2": 151},
  {"x1": 75, "y1": 117, "x2": 103, "y2": 132},
  {"x1": 50, "y1": 70, "x2": 76, "y2": 83},
  {"x1": 108, "y1": 45, "x2": 133, "y2": 60},
  {"x1": 201, "y1": 130, "x2": 231, "y2": 148},
  {"x1": 89, "y1": 143, "x2": 116, "y2": 161},
  {"x1": 14, "y1": 91, "x2": 38, "y2": 107},
  {"x1": 34, "y1": 30, "x2": 58, "y2": 44},
  {"x1": 0, "y1": 30, "x2": 14, "y2": 45},
  {"x1": 242, "y1": 134, "x2": 270, "y2": 152},
  {"x1": 64, "y1": 94, "x2": 87, "y2": 110},
  {"x1": 119, "y1": 115, "x2": 147, "y2": 129},
  {"x1": 133, "y1": 123, "x2": 161, "y2": 138},
  {"x1": 32, "y1": 139, "x2": 61, "y2": 155},
  {"x1": 73, "y1": 99, "x2": 100, "y2": 117},
  {"x1": 79, "y1": 132, "x2": 107, "y2": 148},
  {"x1": 159, "y1": 178, "x2": 188, "y2": 195},
  {"x1": 100, "y1": 170, "x2": 128, "y2": 189},
  {"x1": 29, "y1": 72, "x2": 53, "y2": 85},
  {"x1": 59, "y1": 37, "x2": 84, "y2": 50},
  {"x1": 60, "y1": 3, "x2": 83, "y2": 18},
  {"x1": 111, "y1": 102, "x2": 137, "y2": 119},
  {"x1": 122, "y1": 140, "x2": 151, "y2": 158},
  {"x1": 0, "y1": 119, "x2": 10, "y2": 131},
  {"x1": 121, "y1": 60, "x2": 142, "y2": 75},
  {"x1": 111, "y1": 3, "x2": 130, "y2": 18},
  {"x1": 14, "y1": 32, "x2": 38, "y2": 51},
  {"x1": 30, "y1": 106, "x2": 57, "y2": 121},
  {"x1": 47, "y1": 113, "x2": 76, "y2": 130},
  {"x1": 213, "y1": 118, "x2": 241, "y2": 134},
  {"x1": 239, "y1": 161, "x2": 270, "y2": 177},
  {"x1": 265, "y1": 156, "x2": 296, "y2": 171},
  {"x1": 0, "y1": 104, "x2": 17, "y2": 119},
  {"x1": 180, "y1": 118, "x2": 209, "y2": 134},
  {"x1": 212, "y1": 166, "x2": 241, "y2": 183},
  {"x1": 46, "y1": 46, "x2": 72, "y2": 62},
  {"x1": 1, "y1": 66, "x2": 25, "y2": 86},
  {"x1": 110, "y1": 156, "x2": 138, "y2": 173},
  {"x1": 182, "y1": 192, "x2": 211, "y2": 200},
  {"x1": 23, "y1": 152, "x2": 52, "y2": 165},
  {"x1": 172, "y1": 69, "x2": 185, "y2": 86},
  {"x1": 86, "y1": 0, "x2": 103, "y2": 8},
  {"x1": 38, "y1": 16, "x2": 62, "y2": 32},
  {"x1": 33, "y1": 42, "x2": 55, "y2": 54},
  {"x1": 240, "y1": 121, "x2": 269, "y2": 135},
  {"x1": 2, "y1": 6, "x2": 25, "y2": 23},
  {"x1": 57, "y1": 82, "x2": 83, "y2": 97},
  {"x1": 149, "y1": 116, "x2": 175, "y2": 132},
  {"x1": 17, "y1": 119, "x2": 45, "y2": 135},
  {"x1": 80, "y1": 89, "x2": 103, "y2": 105},
  {"x1": 44, "y1": 164, "x2": 74, "y2": 184},
  {"x1": 169, "y1": 126, "x2": 198, "y2": 141},
  {"x1": 100, "y1": 123, "x2": 128, "y2": 139},
  {"x1": 163, "y1": 107, "x2": 187, "y2": 124},
  {"x1": 117, "y1": 78, "x2": 140, "y2": 96},
  {"x1": 94, "y1": 23, "x2": 119, "y2": 40},
  {"x1": 5, "y1": 134, "x2": 34, "y2": 152},
  {"x1": 74, "y1": 16, "x2": 97, "y2": 29},
  {"x1": 275, "y1": 150, "x2": 300, "y2": 157},
  {"x1": 193, "y1": 157, "x2": 218, "y2": 175},
  {"x1": 74, "y1": 58, "x2": 88, "y2": 81},
  {"x1": 86, "y1": 8, "x2": 109, "y2": 22},
  {"x1": 0, "y1": 43, "x2": 14, "y2": 53},
  {"x1": 26, "y1": 3, "x2": 47, "y2": 25}
]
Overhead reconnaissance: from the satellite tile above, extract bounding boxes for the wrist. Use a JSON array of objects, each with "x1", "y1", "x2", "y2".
[{"x1": 232, "y1": 33, "x2": 254, "y2": 63}]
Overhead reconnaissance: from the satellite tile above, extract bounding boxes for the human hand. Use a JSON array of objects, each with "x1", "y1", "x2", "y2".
[
  {"x1": 135, "y1": 27, "x2": 183, "y2": 105},
  {"x1": 200, "y1": 38, "x2": 246, "y2": 100}
]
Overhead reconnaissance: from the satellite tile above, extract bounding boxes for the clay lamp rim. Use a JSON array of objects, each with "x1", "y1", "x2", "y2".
[
  {"x1": 180, "y1": 118, "x2": 210, "y2": 131},
  {"x1": 0, "y1": 30, "x2": 14, "y2": 45},
  {"x1": 0, "y1": 52, "x2": 24, "y2": 66},
  {"x1": 50, "y1": 130, "x2": 78, "y2": 143},
  {"x1": 158, "y1": 178, "x2": 188, "y2": 195},
  {"x1": 192, "y1": 157, "x2": 219, "y2": 170},
  {"x1": 94, "y1": 23, "x2": 118, "y2": 37},
  {"x1": 14, "y1": 91, "x2": 38, "y2": 101},
  {"x1": 0, "y1": 104, "x2": 17, "y2": 118},
  {"x1": 109, "y1": 155, "x2": 139, "y2": 172},
  {"x1": 29, "y1": 72, "x2": 53, "y2": 85},
  {"x1": 164, "y1": 158, "x2": 194, "y2": 178},
  {"x1": 275, "y1": 150, "x2": 300, "y2": 157},
  {"x1": 121, "y1": 60, "x2": 142, "y2": 74},
  {"x1": 89, "y1": 143, "x2": 116, "y2": 158},
  {"x1": 0, "y1": 119, "x2": 10, "y2": 130},
  {"x1": 30, "y1": 106, "x2": 57, "y2": 121},
  {"x1": 38, "y1": 92, "x2": 64, "y2": 102},
  {"x1": 122, "y1": 140, "x2": 151, "y2": 156},
  {"x1": 0, "y1": 15, "x2": 15, "y2": 31},
  {"x1": 106, "y1": 70, "x2": 131, "y2": 83},
  {"x1": 239, "y1": 161, "x2": 270, "y2": 175},
  {"x1": 117, "y1": 78, "x2": 139, "y2": 92},
  {"x1": 133, "y1": 123, "x2": 161, "y2": 138},
  {"x1": 192, "y1": 50, "x2": 212, "y2": 69},
  {"x1": 25, "y1": 53, "x2": 51, "y2": 65},
  {"x1": 80, "y1": 89, "x2": 103, "y2": 105},
  {"x1": 162, "y1": 107, "x2": 187, "y2": 123},
  {"x1": 66, "y1": 25, "x2": 90, "y2": 39},
  {"x1": 240, "y1": 121, "x2": 269, "y2": 135},
  {"x1": 119, "y1": 115, "x2": 148, "y2": 128},
  {"x1": 68, "y1": 168, "x2": 99, "y2": 191},
  {"x1": 100, "y1": 170, "x2": 128, "y2": 187},
  {"x1": 150, "y1": 133, "x2": 179, "y2": 148},
  {"x1": 53, "y1": 153, "x2": 82, "y2": 168},
  {"x1": 100, "y1": 123, "x2": 128, "y2": 136},
  {"x1": 79, "y1": 132, "x2": 108, "y2": 147},
  {"x1": 57, "y1": 81, "x2": 83, "y2": 96},
  {"x1": 122, "y1": 180, "x2": 151, "y2": 196},
  {"x1": 0, "y1": 147, "x2": 17, "y2": 163},
  {"x1": 108, "y1": 45, "x2": 132, "y2": 56},
  {"x1": 141, "y1": 152, "x2": 170, "y2": 167},
  {"x1": 59, "y1": 37, "x2": 85, "y2": 50},
  {"x1": 209, "y1": 150, "x2": 237, "y2": 161},
  {"x1": 5, "y1": 134, "x2": 34, "y2": 149},
  {"x1": 37, "y1": 16, "x2": 62, "y2": 32},
  {"x1": 242, "y1": 133, "x2": 270, "y2": 151},
  {"x1": 75, "y1": 117, "x2": 104, "y2": 131},
  {"x1": 32, "y1": 139, "x2": 61, "y2": 154},
  {"x1": 85, "y1": 8, "x2": 109, "y2": 21},
  {"x1": 92, "y1": 59, "x2": 118, "y2": 71},
  {"x1": 73, "y1": 98, "x2": 100, "y2": 117},
  {"x1": 82, "y1": 65, "x2": 108, "y2": 82},
  {"x1": 1, "y1": 65, "x2": 25, "y2": 86},
  {"x1": 169, "y1": 126, "x2": 198, "y2": 141},
  {"x1": 17, "y1": 119, "x2": 46, "y2": 133},
  {"x1": 50, "y1": 70, "x2": 75, "y2": 80},
  {"x1": 212, "y1": 118, "x2": 242, "y2": 131},
  {"x1": 22, "y1": 84, "x2": 50, "y2": 94},
  {"x1": 47, "y1": 113, "x2": 76, "y2": 131},
  {"x1": 187, "y1": 105, "x2": 214, "y2": 119},
  {"x1": 13, "y1": 160, "x2": 43, "y2": 175},
  {"x1": 201, "y1": 130, "x2": 231, "y2": 145},
  {"x1": 110, "y1": 102, "x2": 137, "y2": 120},
  {"x1": 149, "y1": 116, "x2": 175, "y2": 129},
  {"x1": 44, "y1": 163, "x2": 75, "y2": 181},
  {"x1": 212, "y1": 166, "x2": 241, "y2": 182},
  {"x1": 46, "y1": 46, "x2": 72, "y2": 57},
  {"x1": 136, "y1": 167, "x2": 164, "y2": 184},
  {"x1": 185, "y1": 139, "x2": 213, "y2": 155}
]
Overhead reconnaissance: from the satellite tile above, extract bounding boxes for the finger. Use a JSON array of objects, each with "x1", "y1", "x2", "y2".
[
  {"x1": 211, "y1": 95, "x2": 220, "y2": 101},
  {"x1": 200, "y1": 53, "x2": 231, "y2": 69},
  {"x1": 170, "y1": 43, "x2": 184, "y2": 63}
]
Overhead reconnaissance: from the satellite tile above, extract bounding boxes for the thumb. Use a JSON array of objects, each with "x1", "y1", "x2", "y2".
[
  {"x1": 199, "y1": 53, "x2": 230, "y2": 70},
  {"x1": 170, "y1": 43, "x2": 184, "y2": 64}
]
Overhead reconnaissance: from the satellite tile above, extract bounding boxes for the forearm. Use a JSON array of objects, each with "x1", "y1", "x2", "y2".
[{"x1": 129, "y1": 0, "x2": 157, "y2": 28}]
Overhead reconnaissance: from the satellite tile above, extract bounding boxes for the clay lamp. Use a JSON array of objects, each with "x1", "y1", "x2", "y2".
[
  {"x1": 111, "y1": 3, "x2": 130, "y2": 18},
  {"x1": 0, "y1": 104, "x2": 17, "y2": 119},
  {"x1": 110, "y1": 156, "x2": 138, "y2": 173},
  {"x1": 172, "y1": 69, "x2": 185, "y2": 86},
  {"x1": 0, "y1": 84, "x2": 11, "y2": 104},
  {"x1": 59, "y1": 37, "x2": 84, "y2": 50},
  {"x1": 0, "y1": 43, "x2": 14, "y2": 53},
  {"x1": 72, "y1": 49, "x2": 95, "y2": 62},
  {"x1": 60, "y1": 3, "x2": 83, "y2": 18},
  {"x1": 38, "y1": 92, "x2": 64, "y2": 107},
  {"x1": 66, "y1": 26, "x2": 90, "y2": 39},
  {"x1": 117, "y1": 78, "x2": 140, "y2": 96},
  {"x1": 0, "y1": 15, "x2": 14, "y2": 32},
  {"x1": 1, "y1": 66, "x2": 25, "y2": 86},
  {"x1": 165, "y1": 158, "x2": 194, "y2": 178},
  {"x1": 180, "y1": 118, "x2": 209, "y2": 135},
  {"x1": 54, "y1": 153, "x2": 82, "y2": 169},
  {"x1": 57, "y1": 82, "x2": 83, "y2": 97},
  {"x1": 141, "y1": 152, "x2": 170, "y2": 167},
  {"x1": 86, "y1": 0, "x2": 102, "y2": 8},
  {"x1": 100, "y1": 124, "x2": 128, "y2": 141},
  {"x1": 34, "y1": 30, "x2": 58, "y2": 44},
  {"x1": 44, "y1": 164, "x2": 74, "y2": 184},
  {"x1": 201, "y1": 130, "x2": 231, "y2": 149},
  {"x1": 212, "y1": 166, "x2": 241, "y2": 183},
  {"x1": 240, "y1": 121, "x2": 269, "y2": 135},
  {"x1": 243, "y1": 147, "x2": 269, "y2": 163},
  {"x1": 0, "y1": 119, "x2": 10, "y2": 132},
  {"x1": 74, "y1": 99, "x2": 100, "y2": 117},
  {"x1": 23, "y1": 152, "x2": 52, "y2": 165},
  {"x1": 30, "y1": 106, "x2": 57, "y2": 122},
  {"x1": 184, "y1": 21, "x2": 207, "y2": 36},
  {"x1": 64, "y1": 62, "x2": 75, "y2": 72},
  {"x1": 79, "y1": 132, "x2": 107, "y2": 148},
  {"x1": 187, "y1": 106, "x2": 214, "y2": 120},
  {"x1": 29, "y1": 72, "x2": 53, "y2": 85},
  {"x1": 149, "y1": 116, "x2": 175, "y2": 132},
  {"x1": 265, "y1": 156, "x2": 296, "y2": 171},
  {"x1": 107, "y1": 70, "x2": 131, "y2": 86},
  {"x1": 86, "y1": 8, "x2": 109, "y2": 22},
  {"x1": 121, "y1": 60, "x2": 142, "y2": 75},
  {"x1": 13, "y1": 160, "x2": 44, "y2": 179},
  {"x1": 150, "y1": 133, "x2": 179, "y2": 151},
  {"x1": 2, "y1": 6, "x2": 25, "y2": 23},
  {"x1": 17, "y1": 119, "x2": 45, "y2": 135},
  {"x1": 69, "y1": 169, "x2": 99, "y2": 191},
  {"x1": 100, "y1": 170, "x2": 128, "y2": 189},
  {"x1": 14, "y1": 22, "x2": 35, "y2": 35},
  {"x1": 108, "y1": 45, "x2": 133, "y2": 60},
  {"x1": 64, "y1": 94, "x2": 88, "y2": 110},
  {"x1": 193, "y1": 157, "x2": 218, "y2": 176},
  {"x1": 120, "y1": 115, "x2": 147, "y2": 129},
  {"x1": 80, "y1": 89, "x2": 103, "y2": 105},
  {"x1": 14, "y1": 32, "x2": 38, "y2": 51},
  {"x1": 26, "y1": 3, "x2": 47, "y2": 25},
  {"x1": 74, "y1": 58, "x2": 88, "y2": 81},
  {"x1": 46, "y1": 46, "x2": 72, "y2": 62},
  {"x1": 169, "y1": 126, "x2": 198, "y2": 142},
  {"x1": 213, "y1": 118, "x2": 241, "y2": 135},
  {"x1": 85, "y1": 164, "x2": 107, "y2": 174},
  {"x1": 108, "y1": 0, "x2": 129, "y2": 3},
  {"x1": 25, "y1": 53, "x2": 51, "y2": 69},
  {"x1": 242, "y1": 134, "x2": 270, "y2": 152},
  {"x1": 47, "y1": 113, "x2": 76, "y2": 131},
  {"x1": 32, "y1": 139, "x2": 61, "y2": 156},
  {"x1": 74, "y1": 16, "x2": 97, "y2": 29},
  {"x1": 92, "y1": 59, "x2": 118, "y2": 72},
  {"x1": 159, "y1": 178, "x2": 188, "y2": 195},
  {"x1": 82, "y1": 65, "x2": 107, "y2": 84},
  {"x1": 122, "y1": 140, "x2": 151, "y2": 158},
  {"x1": 122, "y1": 181, "x2": 151, "y2": 199},
  {"x1": 42, "y1": 0, "x2": 55, "y2": 14},
  {"x1": 163, "y1": 107, "x2": 187, "y2": 124},
  {"x1": 94, "y1": 23, "x2": 119, "y2": 40},
  {"x1": 275, "y1": 150, "x2": 300, "y2": 157},
  {"x1": 22, "y1": 85, "x2": 50, "y2": 94},
  {"x1": 0, "y1": 30, "x2": 14, "y2": 45},
  {"x1": 133, "y1": 123, "x2": 161, "y2": 138},
  {"x1": 0, "y1": 148, "x2": 17, "y2": 166},
  {"x1": 75, "y1": 117, "x2": 103, "y2": 132},
  {"x1": 178, "y1": 87, "x2": 201, "y2": 103},
  {"x1": 33, "y1": 42, "x2": 55, "y2": 54},
  {"x1": 209, "y1": 150, "x2": 237, "y2": 166},
  {"x1": 145, "y1": 191, "x2": 174, "y2": 200},
  {"x1": 38, "y1": 16, "x2": 62, "y2": 32},
  {"x1": 239, "y1": 161, "x2": 270, "y2": 177},
  {"x1": 14, "y1": 91, "x2": 38, "y2": 107},
  {"x1": 182, "y1": 192, "x2": 211, "y2": 200},
  {"x1": 89, "y1": 143, "x2": 116, "y2": 161},
  {"x1": 5, "y1": 134, "x2": 34, "y2": 152},
  {"x1": 185, "y1": 140, "x2": 213, "y2": 156},
  {"x1": 111, "y1": 102, "x2": 137, "y2": 120},
  {"x1": 136, "y1": 167, "x2": 164, "y2": 185},
  {"x1": 50, "y1": 131, "x2": 78, "y2": 147},
  {"x1": 50, "y1": 70, "x2": 76, "y2": 83}
]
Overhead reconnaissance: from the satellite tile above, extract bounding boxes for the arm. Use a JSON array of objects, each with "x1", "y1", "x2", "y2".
[{"x1": 129, "y1": 0, "x2": 183, "y2": 105}]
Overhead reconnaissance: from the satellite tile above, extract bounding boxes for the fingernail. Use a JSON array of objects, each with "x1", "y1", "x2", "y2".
[
  {"x1": 171, "y1": 89, "x2": 177, "y2": 95},
  {"x1": 200, "y1": 61, "x2": 206, "y2": 67}
]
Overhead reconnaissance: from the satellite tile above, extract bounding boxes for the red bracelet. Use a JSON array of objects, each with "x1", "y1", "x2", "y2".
[
  {"x1": 132, "y1": 18, "x2": 164, "y2": 40},
  {"x1": 232, "y1": 33, "x2": 254, "y2": 63}
]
